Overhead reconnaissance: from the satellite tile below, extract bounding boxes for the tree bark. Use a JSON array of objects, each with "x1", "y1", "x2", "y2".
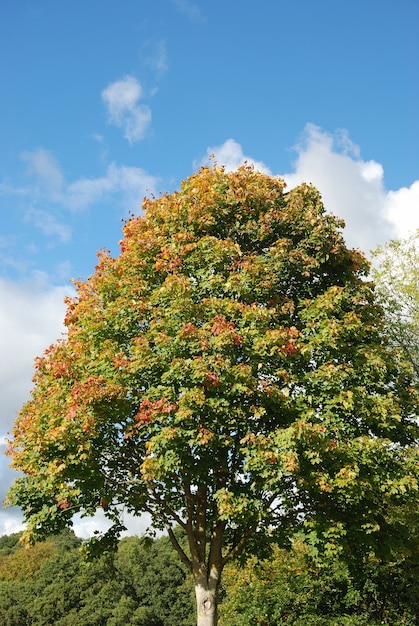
[{"x1": 195, "y1": 577, "x2": 218, "y2": 626}]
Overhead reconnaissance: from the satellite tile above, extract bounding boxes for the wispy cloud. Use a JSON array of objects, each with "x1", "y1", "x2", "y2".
[
  {"x1": 0, "y1": 149, "x2": 160, "y2": 249},
  {"x1": 101, "y1": 76, "x2": 151, "y2": 143},
  {"x1": 21, "y1": 148, "x2": 64, "y2": 193},
  {"x1": 65, "y1": 162, "x2": 158, "y2": 211},
  {"x1": 172, "y1": 0, "x2": 206, "y2": 22},
  {"x1": 141, "y1": 38, "x2": 169, "y2": 77},
  {"x1": 17, "y1": 148, "x2": 158, "y2": 230},
  {"x1": 25, "y1": 208, "x2": 71, "y2": 243}
]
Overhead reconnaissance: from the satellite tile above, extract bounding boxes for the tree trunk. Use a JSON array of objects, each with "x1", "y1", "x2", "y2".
[{"x1": 195, "y1": 577, "x2": 218, "y2": 626}]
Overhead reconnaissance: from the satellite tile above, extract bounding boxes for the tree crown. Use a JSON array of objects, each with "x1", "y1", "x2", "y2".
[{"x1": 7, "y1": 165, "x2": 418, "y2": 569}]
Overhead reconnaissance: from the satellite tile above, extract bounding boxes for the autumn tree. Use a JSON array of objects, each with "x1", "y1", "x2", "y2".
[{"x1": 7, "y1": 166, "x2": 419, "y2": 626}]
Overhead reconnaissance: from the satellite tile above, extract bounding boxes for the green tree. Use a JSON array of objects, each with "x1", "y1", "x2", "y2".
[
  {"x1": 0, "y1": 532, "x2": 23, "y2": 557},
  {"x1": 114, "y1": 533, "x2": 194, "y2": 626},
  {"x1": 0, "y1": 530, "x2": 193, "y2": 626},
  {"x1": 220, "y1": 542, "x2": 363, "y2": 626},
  {"x1": 372, "y1": 230, "x2": 419, "y2": 379},
  {"x1": 7, "y1": 166, "x2": 419, "y2": 626},
  {"x1": 219, "y1": 542, "x2": 419, "y2": 625}
]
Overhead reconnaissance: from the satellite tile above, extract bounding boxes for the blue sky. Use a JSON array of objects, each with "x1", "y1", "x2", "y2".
[{"x1": 1, "y1": 0, "x2": 419, "y2": 536}]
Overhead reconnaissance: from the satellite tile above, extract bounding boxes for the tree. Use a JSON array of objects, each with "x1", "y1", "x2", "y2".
[
  {"x1": 220, "y1": 541, "x2": 419, "y2": 626},
  {"x1": 220, "y1": 542, "x2": 363, "y2": 626},
  {"x1": 0, "y1": 530, "x2": 194, "y2": 626},
  {"x1": 114, "y1": 532, "x2": 194, "y2": 626},
  {"x1": 372, "y1": 230, "x2": 419, "y2": 380},
  {"x1": 6, "y1": 165, "x2": 419, "y2": 626}
]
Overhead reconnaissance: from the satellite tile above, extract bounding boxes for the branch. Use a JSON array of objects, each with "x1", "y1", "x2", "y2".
[
  {"x1": 149, "y1": 487, "x2": 187, "y2": 530},
  {"x1": 208, "y1": 518, "x2": 226, "y2": 576},
  {"x1": 182, "y1": 480, "x2": 201, "y2": 566},
  {"x1": 166, "y1": 522, "x2": 193, "y2": 572},
  {"x1": 221, "y1": 493, "x2": 278, "y2": 566},
  {"x1": 194, "y1": 484, "x2": 207, "y2": 563},
  {"x1": 221, "y1": 523, "x2": 257, "y2": 567}
]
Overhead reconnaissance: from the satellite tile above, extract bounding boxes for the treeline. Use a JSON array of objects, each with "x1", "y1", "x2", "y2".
[{"x1": 0, "y1": 529, "x2": 418, "y2": 625}]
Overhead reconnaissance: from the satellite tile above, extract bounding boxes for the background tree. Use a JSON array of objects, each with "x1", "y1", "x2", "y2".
[
  {"x1": 219, "y1": 541, "x2": 419, "y2": 626},
  {"x1": 372, "y1": 230, "x2": 419, "y2": 380},
  {"x1": 7, "y1": 166, "x2": 419, "y2": 626},
  {"x1": 0, "y1": 530, "x2": 194, "y2": 626}
]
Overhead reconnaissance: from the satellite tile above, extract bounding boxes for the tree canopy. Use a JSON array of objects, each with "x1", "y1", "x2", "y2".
[
  {"x1": 0, "y1": 530, "x2": 195, "y2": 626},
  {"x1": 7, "y1": 165, "x2": 419, "y2": 625}
]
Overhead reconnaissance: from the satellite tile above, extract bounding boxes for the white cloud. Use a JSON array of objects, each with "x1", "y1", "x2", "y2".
[
  {"x1": 0, "y1": 510, "x2": 26, "y2": 537},
  {"x1": 72, "y1": 510, "x2": 153, "y2": 540},
  {"x1": 102, "y1": 76, "x2": 152, "y2": 143},
  {"x1": 0, "y1": 276, "x2": 72, "y2": 535},
  {"x1": 65, "y1": 162, "x2": 158, "y2": 211},
  {"x1": 201, "y1": 126, "x2": 419, "y2": 255},
  {"x1": 281, "y1": 124, "x2": 393, "y2": 252},
  {"x1": 0, "y1": 276, "x2": 157, "y2": 538},
  {"x1": 386, "y1": 181, "x2": 419, "y2": 239},
  {"x1": 200, "y1": 138, "x2": 272, "y2": 174},
  {"x1": 141, "y1": 38, "x2": 169, "y2": 77},
  {"x1": 0, "y1": 275, "x2": 71, "y2": 438}
]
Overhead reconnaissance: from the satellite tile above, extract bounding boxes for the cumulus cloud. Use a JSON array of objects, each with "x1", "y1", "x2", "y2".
[
  {"x1": 386, "y1": 181, "x2": 419, "y2": 239},
  {"x1": 72, "y1": 510, "x2": 154, "y2": 540},
  {"x1": 0, "y1": 277, "x2": 154, "y2": 538},
  {"x1": 0, "y1": 276, "x2": 71, "y2": 535},
  {"x1": 101, "y1": 76, "x2": 152, "y2": 143},
  {"x1": 282, "y1": 124, "x2": 419, "y2": 252},
  {"x1": 0, "y1": 443, "x2": 26, "y2": 537},
  {"x1": 280, "y1": 124, "x2": 393, "y2": 252},
  {"x1": 0, "y1": 509, "x2": 26, "y2": 537},
  {"x1": 200, "y1": 138, "x2": 272, "y2": 174},
  {"x1": 204, "y1": 126, "x2": 419, "y2": 254},
  {"x1": 0, "y1": 276, "x2": 71, "y2": 438}
]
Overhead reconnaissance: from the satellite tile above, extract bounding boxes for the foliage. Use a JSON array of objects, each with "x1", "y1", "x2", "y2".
[
  {"x1": 219, "y1": 542, "x2": 419, "y2": 626},
  {"x1": 0, "y1": 530, "x2": 194, "y2": 626},
  {"x1": 6, "y1": 165, "x2": 419, "y2": 623},
  {"x1": 1, "y1": 529, "x2": 417, "y2": 626},
  {"x1": 372, "y1": 230, "x2": 419, "y2": 380},
  {"x1": 0, "y1": 532, "x2": 23, "y2": 557},
  {"x1": 114, "y1": 532, "x2": 195, "y2": 626}
]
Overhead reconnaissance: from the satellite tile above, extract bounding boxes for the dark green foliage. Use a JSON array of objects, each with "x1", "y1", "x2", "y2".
[
  {"x1": 0, "y1": 532, "x2": 22, "y2": 556},
  {"x1": 114, "y1": 534, "x2": 195, "y2": 626},
  {"x1": 0, "y1": 530, "x2": 194, "y2": 626},
  {"x1": 0, "y1": 528, "x2": 417, "y2": 625}
]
